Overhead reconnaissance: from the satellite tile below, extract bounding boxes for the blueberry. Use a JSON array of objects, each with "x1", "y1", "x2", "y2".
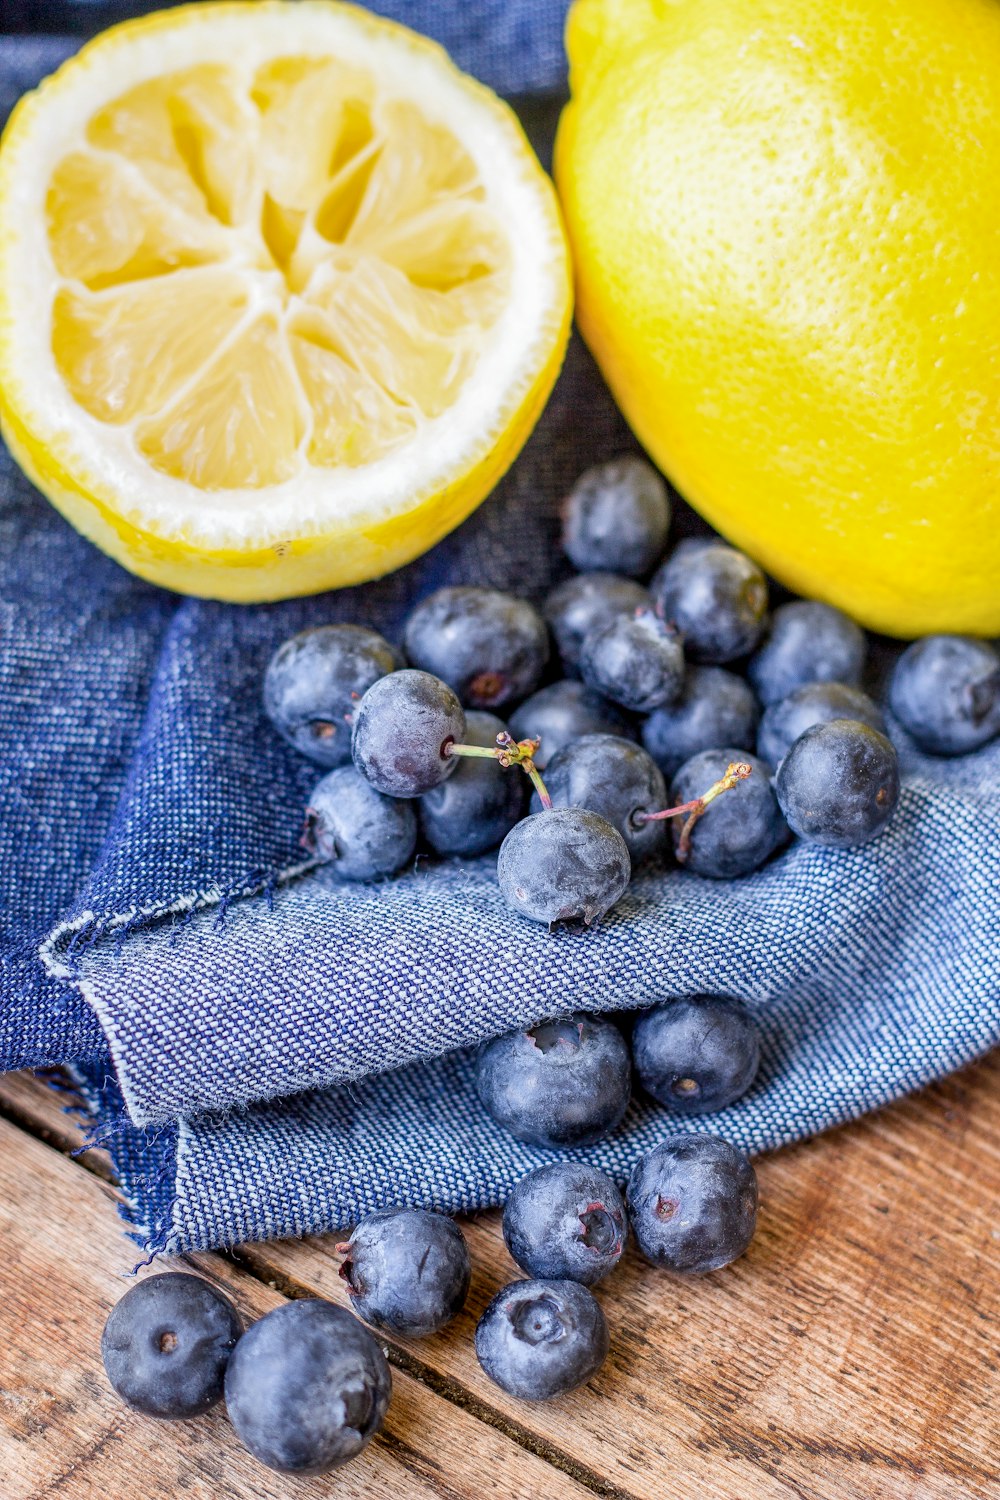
[
  {"x1": 418, "y1": 711, "x2": 526, "y2": 857},
  {"x1": 475, "y1": 1014, "x2": 632, "y2": 1148},
  {"x1": 561, "y1": 456, "x2": 671, "y2": 577},
  {"x1": 337, "y1": 1208, "x2": 471, "y2": 1337},
  {"x1": 651, "y1": 544, "x2": 769, "y2": 662},
  {"x1": 580, "y1": 608, "x2": 685, "y2": 713},
  {"x1": 101, "y1": 1272, "x2": 242, "y2": 1419},
  {"x1": 748, "y1": 600, "x2": 866, "y2": 705},
  {"x1": 669, "y1": 748, "x2": 787, "y2": 878},
  {"x1": 303, "y1": 766, "x2": 416, "y2": 879},
  {"x1": 775, "y1": 718, "x2": 899, "y2": 847},
  {"x1": 475, "y1": 1279, "x2": 609, "y2": 1401},
  {"x1": 632, "y1": 996, "x2": 760, "y2": 1114},
  {"x1": 642, "y1": 666, "x2": 759, "y2": 777},
  {"x1": 224, "y1": 1299, "x2": 391, "y2": 1474},
  {"x1": 403, "y1": 586, "x2": 549, "y2": 711},
  {"x1": 757, "y1": 681, "x2": 886, "y2": 768},
  {"x1": 530, "y1": 733, "x2": 667, "y2": 863},
  {"x1": 509, "y1": 680, "x2": 634, "y2": 769},
  {"x1": 889, "y1": 635, "x2": 1000, "y2": 756},
  {"x1": 497, "y1": 808, "x2": 632, "y2": 928},
  {"x1": 264, "y1": 625, "x2": 403, "y2": 768},
  {"x1": 543, "y1": 572, "x2": 651, "y2": 677},
  {"x1": 352, "y1": 669, "x2": 465, "y2": 797},
  {"x1": 627, "y1": 1134, "x2": 758, "y2": 1273},
  {"x1": 502, "y1": 1162, "x2": 627, "y2": 1286}
]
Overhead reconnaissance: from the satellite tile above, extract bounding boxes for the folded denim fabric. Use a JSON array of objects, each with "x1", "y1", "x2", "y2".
[{"x1": 1, "y1": 24, "x2": 998, "y2": 1258}]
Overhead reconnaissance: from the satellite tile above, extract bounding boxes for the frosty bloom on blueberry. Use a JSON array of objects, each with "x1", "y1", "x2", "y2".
[
  {"x1": 264, "y1": 623, "x2": 403, "y2": 767},
  {"x1": 475, "y1": 1279, "x2": 610, "y2": 1401},
  {"x1": 337, "y1": 1207, "x2": 471, "y2": 1338}
]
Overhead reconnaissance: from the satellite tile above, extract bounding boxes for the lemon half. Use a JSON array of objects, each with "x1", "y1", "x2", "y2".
[{"x1": 0, "y1": 2, "x2": 571, "y2": 600}]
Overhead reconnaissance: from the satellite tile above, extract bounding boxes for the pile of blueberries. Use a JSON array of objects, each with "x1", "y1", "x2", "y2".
[
  {"x1": 101, "y1": 995, "x2": 763, "y2": 1472},
  {"x1": 265, "y1": 456, "x2": 1000, "y2": 927}
]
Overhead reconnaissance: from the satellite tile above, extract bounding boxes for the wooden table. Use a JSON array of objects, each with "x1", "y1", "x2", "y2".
[{"x1": 0, "y1": 1057, "x2": 997, "y2": 1500}]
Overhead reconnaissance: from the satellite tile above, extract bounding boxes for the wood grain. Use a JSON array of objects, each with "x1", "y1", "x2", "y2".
[
  {"x1": 1, "y1": 1059, "x2": 998, "y2": 1500},
  {"x1": 0, "y1": 1111, "x2": 592, "y2": 1500}
]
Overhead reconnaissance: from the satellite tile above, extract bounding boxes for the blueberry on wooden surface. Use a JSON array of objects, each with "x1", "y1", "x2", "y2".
[
  {"x1": 101, "y1": 1272, "x2": 242, "y2": 1419},
  {"x1": 627, "y1": 1135, "x2": 758, "y2": 1273},
  {"x1": 502, "y1": 1162, "x2": 627, "y2": 1286},
  {"x1": 337, "y1": 1208, "x2": 470, "y2": 1338},
  {"x1": 224, "y1": 1299, "x2": 391, "y2": 1474},
  {"x1": 475, "y1": 1279, "x2": 609, "y2": 1400}
]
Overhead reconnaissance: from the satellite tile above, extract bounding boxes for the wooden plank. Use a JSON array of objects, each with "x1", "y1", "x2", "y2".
[
  {"x1": 3, "y1": 1060, "x2": 999, "y2": 1499},
  {"x1": 0, "y1": 1113, "x2": 596, "y2": 1500},
  {"x1": 236, "y1": 1056, "x2": 1000, "y2": 1500}
]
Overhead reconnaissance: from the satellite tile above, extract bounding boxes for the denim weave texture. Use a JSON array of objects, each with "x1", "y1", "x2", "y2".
[{"x1": 1, "y1": 24, "x2": 998, "y2": 1257}]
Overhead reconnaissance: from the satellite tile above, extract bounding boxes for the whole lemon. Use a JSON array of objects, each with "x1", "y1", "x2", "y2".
[{"x1": 555, "y1": 0, "x2": 1000, "y2": 636}]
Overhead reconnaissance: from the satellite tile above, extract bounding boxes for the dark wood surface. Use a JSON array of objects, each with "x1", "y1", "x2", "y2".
[{"x1": 1, "y1": 1057, "x2": 997, "y2": 1500}]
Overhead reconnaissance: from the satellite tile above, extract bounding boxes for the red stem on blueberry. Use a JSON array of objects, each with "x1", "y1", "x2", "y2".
[
  {"x1": 446, "y1": 732, "x2": 553, "y2": 809},
  {"x1": 634, "y1": 760, "x2": 753, "y2": 862}
]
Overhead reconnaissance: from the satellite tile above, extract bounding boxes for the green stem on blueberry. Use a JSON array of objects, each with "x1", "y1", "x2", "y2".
[
  {"x1": 447, "y1": 731, "x2": 553, "y2": 809},
  {"x1": 634, "y1": 760, "x2": 753, "y2": 863}
]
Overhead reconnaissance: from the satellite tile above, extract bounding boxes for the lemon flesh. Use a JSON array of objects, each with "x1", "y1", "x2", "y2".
[
  {"x1": 556, "y1": 0, "x2": 1000, "y2": 637},
  {"x1": 0, "y1": 2, "x2": 570, "y2": 600}
]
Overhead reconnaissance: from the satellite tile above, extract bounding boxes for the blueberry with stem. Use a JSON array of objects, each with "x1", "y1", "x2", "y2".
[
  {"x1": 634, "y1": 757, "x2": 754, "y2": 863},
  {"x1": 419, "y1": 711, "x2": 527, "y2": 857},
  {"x1": 352, "y1": 669, "x2": 465, "y2": 797},
  {"x1": 654, "y1": 749, "x2": 788, "y2": 878}
]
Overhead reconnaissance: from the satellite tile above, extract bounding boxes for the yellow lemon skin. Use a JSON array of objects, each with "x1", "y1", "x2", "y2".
[{"x1": 556, "y1": 0, "x2": 1000, "y2": 637}]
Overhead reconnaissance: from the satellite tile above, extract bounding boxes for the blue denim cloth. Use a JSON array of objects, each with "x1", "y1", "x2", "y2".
[{"x1": 2, "y1": 26, "x2": 998, "y2": 1256}]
